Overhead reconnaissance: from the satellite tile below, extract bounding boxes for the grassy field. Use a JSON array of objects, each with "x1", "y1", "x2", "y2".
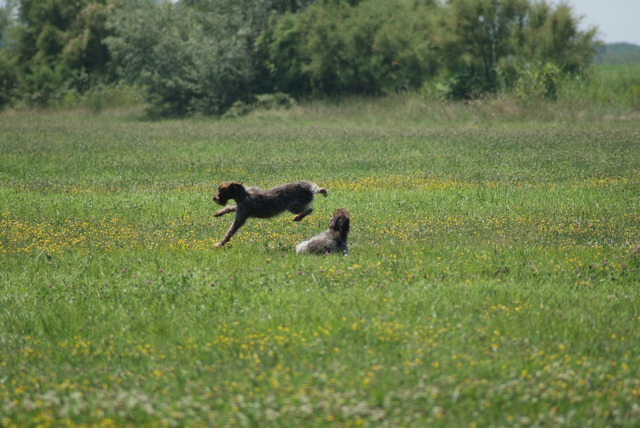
[{"x1": 1, "y1": 101, "x2": 639, "y2": 427}]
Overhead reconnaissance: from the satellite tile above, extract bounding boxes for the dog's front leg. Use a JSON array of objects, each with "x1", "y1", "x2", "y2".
[
  {"x1": 215, "y1": 216, "x2": 246, "y2": 247},
  {"x1": 214, "y1": 206, "x2": 236, "y2": 217}
]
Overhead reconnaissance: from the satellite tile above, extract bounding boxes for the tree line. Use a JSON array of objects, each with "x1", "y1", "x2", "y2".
[{"x1": 0, "y1": 0, "x2": 599, "y2": 116}]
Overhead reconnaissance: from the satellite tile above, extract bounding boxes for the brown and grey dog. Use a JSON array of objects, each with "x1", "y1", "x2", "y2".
[
  {"x1": 213, "y1": 180, "x2": 328, "y2": 247},
  {"x1": 296, "y1": 208, "x2": 350, "y2": 255}
]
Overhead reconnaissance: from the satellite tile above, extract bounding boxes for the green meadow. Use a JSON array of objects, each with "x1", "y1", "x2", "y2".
[{"x1": 1, "y1": 99, "x2": 639, "y2": 427}]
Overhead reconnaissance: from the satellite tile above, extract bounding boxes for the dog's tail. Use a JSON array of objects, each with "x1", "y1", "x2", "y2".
[
  {"x1": 311, "y1": 183, "x2": 328, "y2": 197},
  {"x1": 329, "y1": 208, "x2": 350, "y2": 240}
]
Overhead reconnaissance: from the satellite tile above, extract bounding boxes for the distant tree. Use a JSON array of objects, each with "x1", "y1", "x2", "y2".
[
  {"x1": 0, "y1": 0, "x2": 606, "y2": 110},
  {"x1": 258, "y1": 0, "x2": 440, "y2": 96},
  {"x1": 594, "y1": 43, "x2": 640, "y2": 65},
  {"x1": 438, "y1": 0, "x2": 528, "y2": 95},
  {"x1": 437, "y1": 0, "x2": 598, "y2": 99},
  {"x1": 106, "y1": 0, "x2": 325, "y2": 116},
  {"x1": 181, "y1": 0, "x2": 317, "y2": 13},
  {"x1": 11, "y1": 0, "x2": 116, "y2": 103},
  {"x1": 522, "y1": 1, "x2": 598, "y2": 74},
  {"x1": 107, "y1": 0, "x2": 278, "y2": 116}
]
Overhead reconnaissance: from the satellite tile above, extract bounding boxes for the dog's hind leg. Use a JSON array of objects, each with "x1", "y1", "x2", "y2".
[{"x1": 293, "y1": 208, "x2": 313, "y2": 222}]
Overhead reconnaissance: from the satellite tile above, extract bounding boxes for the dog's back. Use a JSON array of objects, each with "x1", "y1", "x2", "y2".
[{"x1": 247, "y1": 181, "x2": 326, "y2": 218}]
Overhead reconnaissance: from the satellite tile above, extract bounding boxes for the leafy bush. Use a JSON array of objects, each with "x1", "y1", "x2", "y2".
[
  {"x1": 258, "y1": 0, "x2": 597, "y2": 102},
  {"x1": 438, "y1": 72, "x2": 487, "y2": 100},
  {"x1": 223, "y1": 92, "x2": 296, "y2": 118},
  {"x1": 255, "y1": 92, "x2": 296, "y2": 109},
  {"x1": 512, "y1": 62, "x2": 562, "y2": 102},
  {"x1": 223, "y1": 100, "x2": 255, "y2": 118},
  {"x1": 522, "y1": 2, "x2": 599, "y2": 75},
  {"x1": 22, "y1": 63, "x2": 71, "y2": 105}
]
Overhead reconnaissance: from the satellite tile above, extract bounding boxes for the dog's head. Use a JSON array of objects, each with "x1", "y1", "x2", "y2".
[
  {"x1": 213, "y1": 181, "x2": 244, "y2": 206},
  {"x1": 329, "y1": 208, "x2": 350, "y2": 240}
]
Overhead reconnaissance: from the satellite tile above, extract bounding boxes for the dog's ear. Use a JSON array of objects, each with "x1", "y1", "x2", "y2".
[
  {"x1": 339, "y1": 213, "x2": 350, "y2": 237},
  {"x1": 218, "y1": 181, "x2": 242, "y2": 190}
]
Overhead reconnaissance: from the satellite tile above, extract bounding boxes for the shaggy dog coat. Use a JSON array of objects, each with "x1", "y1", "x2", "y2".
[
  {"x1": 296, "y1": 208, "x2": 350, "y2": 255},
  {"x1": 213, "y1": 180, "x2": 327, "y2": 247}
]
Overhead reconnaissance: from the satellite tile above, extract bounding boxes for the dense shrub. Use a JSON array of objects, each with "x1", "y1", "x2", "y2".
[
  {"x1": 108, "y1": 1, "x2": 242, "y2": 116},
  {"x1": 513, "y1": 62, "x2": 562, "y2": 101},
  {"x1": 438, "y1": 72, "x2": 486, "y2": 100},
  {"x1": 223, "y1": 92, "x2": 296, "y2": 118},
  {"x1": 22, "y1": 63, "x2": 71, "y2": 105}
]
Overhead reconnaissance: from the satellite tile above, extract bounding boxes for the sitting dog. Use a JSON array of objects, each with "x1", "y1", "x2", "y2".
[
  {"x1": 296, "y1": 208, "x2": 350, "y2": 255},
  {"x1": 213, "y1": 180, "x2": 327, "y2": 247}
]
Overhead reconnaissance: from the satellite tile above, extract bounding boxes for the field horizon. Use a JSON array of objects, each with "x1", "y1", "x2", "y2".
[{"x1": 1, "y1": 100, "x2": 639, "y2": 427}]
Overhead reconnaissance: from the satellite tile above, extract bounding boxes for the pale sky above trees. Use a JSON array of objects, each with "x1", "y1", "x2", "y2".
[{"x1": 567, "y1": 0, "x2": 639, "y2": 44}]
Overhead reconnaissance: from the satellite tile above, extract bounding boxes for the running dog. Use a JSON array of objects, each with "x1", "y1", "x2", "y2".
[{"x1": 213, "y1": 180, "x2": 327, "y2": 247}]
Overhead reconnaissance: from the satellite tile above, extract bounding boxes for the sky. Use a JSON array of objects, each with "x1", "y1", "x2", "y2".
[{"x1": 566, "y1": 0, "x2": 640, "y2": 45}]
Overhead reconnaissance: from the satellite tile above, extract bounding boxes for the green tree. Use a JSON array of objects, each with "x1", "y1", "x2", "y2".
[
  {"x1": 107, "y1": 0, "x2": 321, "y2": 116},
  {"x1": 437, "y1": 0, "x2": 598, "y2": 99},
  {"x1": 107, "y1": 0, "x2": 275, "y2": 116},
  {"x1": 522, "y1": 1, "x2": 598, "y2": 74},
  {"x1": 14, "y1": 0, "x2": 116, "y2": 103},
  {"x1": 438, "y1": 0, "x2": 529, "y2": 95},
  {"x1": 258, "y1": 0, "x2": 439, "y2": 97}
]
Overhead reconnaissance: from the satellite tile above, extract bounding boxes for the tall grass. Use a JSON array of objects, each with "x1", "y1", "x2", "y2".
[
  {"x1": 1, "y1": 77, "x2": 639, "y2": 427},
  {"x1": 560, "y1": 64, "x2": 640, "y2": 109},
  {"x1": 18, "y1": 64, "x2": 639, "y2": 123}
]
